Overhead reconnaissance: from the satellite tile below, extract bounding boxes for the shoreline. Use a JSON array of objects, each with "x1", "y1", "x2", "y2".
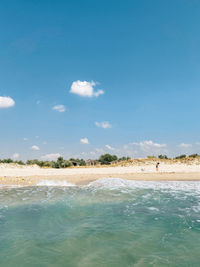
[{"x1": 1, "y1": 172, "x2": 200, "y2": 187}]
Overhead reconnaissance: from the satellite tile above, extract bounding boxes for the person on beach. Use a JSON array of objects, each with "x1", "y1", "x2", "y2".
[{"x1": 156, "y1": 162, "x2": 160, "y2": 172}]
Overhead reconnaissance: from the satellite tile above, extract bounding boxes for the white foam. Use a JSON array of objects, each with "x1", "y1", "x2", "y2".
[
  {"x1": 148, "y1": 207, "x2": 159, "y2": 212},
  {"x1": 0, "y1": 184, "x2": 22, "y2": 189},
  {"x1": 37, "y1": 180, "x2": 75, "y2": 187},
  {"x1": 87, "y1": 178, "x2": 200, "y2": 192}
]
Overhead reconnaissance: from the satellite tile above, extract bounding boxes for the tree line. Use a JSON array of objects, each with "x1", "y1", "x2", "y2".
[
  {"x1": 0, "y1": 153, "x2": 199, "y2": 168},
  {"x1": 0, "y1": 154, "x2": 131, "y2": 168}
]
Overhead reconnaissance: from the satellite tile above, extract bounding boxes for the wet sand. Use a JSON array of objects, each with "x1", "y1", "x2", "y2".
[{"x1": 1, "y1": 172, "x2": 200, "y2": 187}]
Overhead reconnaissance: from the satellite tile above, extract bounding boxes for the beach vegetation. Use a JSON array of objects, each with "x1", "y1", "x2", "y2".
[
  {"x1": 188, "y1": 154, "x2": 199, "y2": 158},
  {"x1": 175, "y1": 154, "x2": 187, "y2": 159},
  {"x1": 98, "y1": 154, "x2": 118, "y2": 165},
  {"x1": 63, "y1": 160, "x2": 73, "y2": 167},
  {"x1": 69, "y1": 158, "x2": 86, "y2": 166},
  {"x1": 0, "y1": 158, "x2": 14, "y2": 163},
  {"x1": 118, "y1": 156, "x2": 131, "y2": 161},
  {"x1": 0, "y1": 158, "x2": 25, "y2": 165},
  {"x1": 158, "y1": 155, "x2": 168, "y2": 159},
  {"x1": 2, "y1": 153, "x2": 200, "y2": 168}
]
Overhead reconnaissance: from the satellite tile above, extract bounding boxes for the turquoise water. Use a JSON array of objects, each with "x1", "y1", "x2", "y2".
[{"x1": 0, "y1": 178, "x2": 200, "y2": 267}]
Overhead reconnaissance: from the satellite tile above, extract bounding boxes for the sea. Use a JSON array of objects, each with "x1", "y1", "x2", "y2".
[{"x1": 0, "y1": 178, "x2": 200, "y2": 267}]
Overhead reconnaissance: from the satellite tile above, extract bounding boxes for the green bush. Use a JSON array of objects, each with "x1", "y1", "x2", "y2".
[
  {"x1": 158, "y1": 155, "x2": 168, "y2": 159},
  {"x1": 118, "y1": 157, "x2": 131, "y2": 161},
  {"x1": 175, "y1": 154, "x2": 186, "y2": 159},
  {"x1": 98, "y1": 154, "x2": 118, "y2": 165},
  {"x1": 0, "y1": 158, "x2": 14, "y2": 163},
  {"x1": 63, "y1": 160, "x2": 73, "y2": 167},
  {"x1": 189, "y1": 154, "x2": 199, "y2": 158}
]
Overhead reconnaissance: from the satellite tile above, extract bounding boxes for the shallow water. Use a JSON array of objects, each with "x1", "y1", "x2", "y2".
[{"x1": 0, "y1": 178, "x2": 200, "y2": 267}]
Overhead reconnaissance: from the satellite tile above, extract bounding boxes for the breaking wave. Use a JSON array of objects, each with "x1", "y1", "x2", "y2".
[
  {"x1": 87, "y1": 178, "x2": 200, "y2": 192},
  {"x1": 36, "y1": 180, "x2": 75, "y2": 187}
]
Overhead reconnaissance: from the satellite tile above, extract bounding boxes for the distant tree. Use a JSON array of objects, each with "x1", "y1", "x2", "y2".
[
  {"x1": 0, "y1": 158, "x2": 13, "y2": 163},
  {"x1": 79, "y1": 159, "x2": 86, "y2": 166},
  {"x1": 63, "y1": 160, "x2": 73, "y2": 167},
  {"x1": 189, "y1": 154, "x2": 199, "y2": 158},
  {"x1": 69, "y1": 158, "x2": 79, "y2": 166},
  {"x1": 118, "y1": 157, "x2": 131, "y2": 161},
  {"x1": 15, "y1": 160, "x2": 25, "y2": 165},
  {"x1": 158, "y1": 155, "x2": 168, "y2": 159},
  {"x1": 69, "y1": 158, "x2": 86, "y2": 166},
  {"x1": 43, "y1": 161, "x2": 54, "y2": 167},
  {"x1": 51, "y1": 161, "x2": 60, "y2": 168},
  {"x1": 175, "y1": 154, "x2": 186, "y2": 159},
  {"x1": 57, "y1": 157, "x2": 65, "y2": 168},
  {"x1": 98, "y1": 154, "x2": 118, "y2": 165},
  {"x1": 26, "y1": 159, "x2": 47, "y2": 167}
]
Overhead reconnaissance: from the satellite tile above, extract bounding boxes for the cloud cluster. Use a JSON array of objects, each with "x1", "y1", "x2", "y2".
[
  {"x1": 131, "y1": 140, "x2": 166, "y2": 149},
  {"x1": 52, "y1": 105, "x2": 66, "y2": 112},
  {"x1": 70, "y1": 80, "x2": 104, "y2": 97},
  {"x1": 105, "y1": 144, "x2": 115, "y2": 150},
  {"x1": 31, "y1": 145, "x2": 40, "y2": 151},
  {"x1": 95, "y1": 121, "x2": 112, "y2": 129},
  {"x1": 0, "y1": 96, "x2": 15, "y2": 109},
  {"x1": 80, "y1": 138, "x2": 89, "y2": 144},
  {"x1": 179, "y1": 143, "x2": 191, "y2": 148},
  {"x1": 41, "y1": 153, "x2": 61, "y2": 161}
]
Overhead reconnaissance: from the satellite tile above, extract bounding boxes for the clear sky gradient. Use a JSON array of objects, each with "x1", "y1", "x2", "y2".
[{"x1": 1, "y1": 0, "x2": 200, "y2": 160}]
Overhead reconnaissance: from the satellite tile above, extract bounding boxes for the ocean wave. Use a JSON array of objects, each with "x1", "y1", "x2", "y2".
[
  {"x1": 87, "y1": 178, "x2": 200, "y2": 192},
  {"x1": 0, "y1": 184, "x2": 22, "y2": 189},
  {"x1": 36, "y1": 180, "x2": 75, "y2": 187}
]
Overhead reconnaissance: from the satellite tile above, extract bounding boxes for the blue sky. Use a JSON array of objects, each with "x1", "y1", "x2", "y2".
[{"x1": 1, "y1": 0, "x2": 200, "y2": 160}]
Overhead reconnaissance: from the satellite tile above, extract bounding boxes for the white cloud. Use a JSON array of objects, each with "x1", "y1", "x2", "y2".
[
  {"x1": 0, "y1": 96, "x2": 15, "y2": 109},
  {"x1": 41, "y1": 153, "x2": 61, "y2": 161},
  {"x1": 31, "y1": 145, "x2": 40, "y2": 151},
  {"x1": 43, "y1": 141, "x2": 47, "y2": 145},
  {"x1": 179, "y1": 143, "x2": 191, "y2": 148},
  {"x1": 140, "y1": 140, "x2": 166, "y2": 148},
  {"x1": 52, "y1": 105, "x2": 66, "y2": 112},
  {"x1": 131, "y1": 140, "x2": 166, "y2": 149},
  {"x1": 70, "y1": 80, "x2": 104, "y2": 97},
  {"x1": 12, "y1": 153, "x2": 19, "y2": 160},
  {"x1": 105, "y1": 144, "x2": 115, "y2": 150},
  {"x1": 95, "y1": 121, "x2": 112, "y2": 129},
  {"x1": 23, "y1": 138, "x2": 28, "y2": 141},
  {"x1": 80, "y1": 138, "x2": 89, "y2": 144}
]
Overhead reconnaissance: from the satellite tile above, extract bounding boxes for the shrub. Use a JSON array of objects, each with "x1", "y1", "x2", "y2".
[
  {"x1": 118, "y1": 157, "x2": 131, "y2": 161},
  {"x1": 158, "y1": 155, "x2": 168, "y2": 159},
  {"x1": 189, "y1": 154, "x2": 199, "y2": 158},
  {"x1": 175, "y1": 154, "x2": 186, "y2": 159},
  {"x1": 69, "y1": 158, "x2": 86, "y2": 166},
  {"x1": 63, "y1": 160, "x2": 73, "y2": 167},
  {"x1": 15, "y1": 160, "x2": 25, "y2": 165},
  {"x1": 98, "y1": 154, "x2": 118, "y2": 165},
  {"x1": 0, "y1": 158, "x2": 14, "y2": 163}
]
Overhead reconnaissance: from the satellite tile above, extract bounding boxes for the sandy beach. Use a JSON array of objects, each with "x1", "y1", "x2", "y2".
[{"x1": 1, "y1": 162, "x2": 200, "y2": 186}]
